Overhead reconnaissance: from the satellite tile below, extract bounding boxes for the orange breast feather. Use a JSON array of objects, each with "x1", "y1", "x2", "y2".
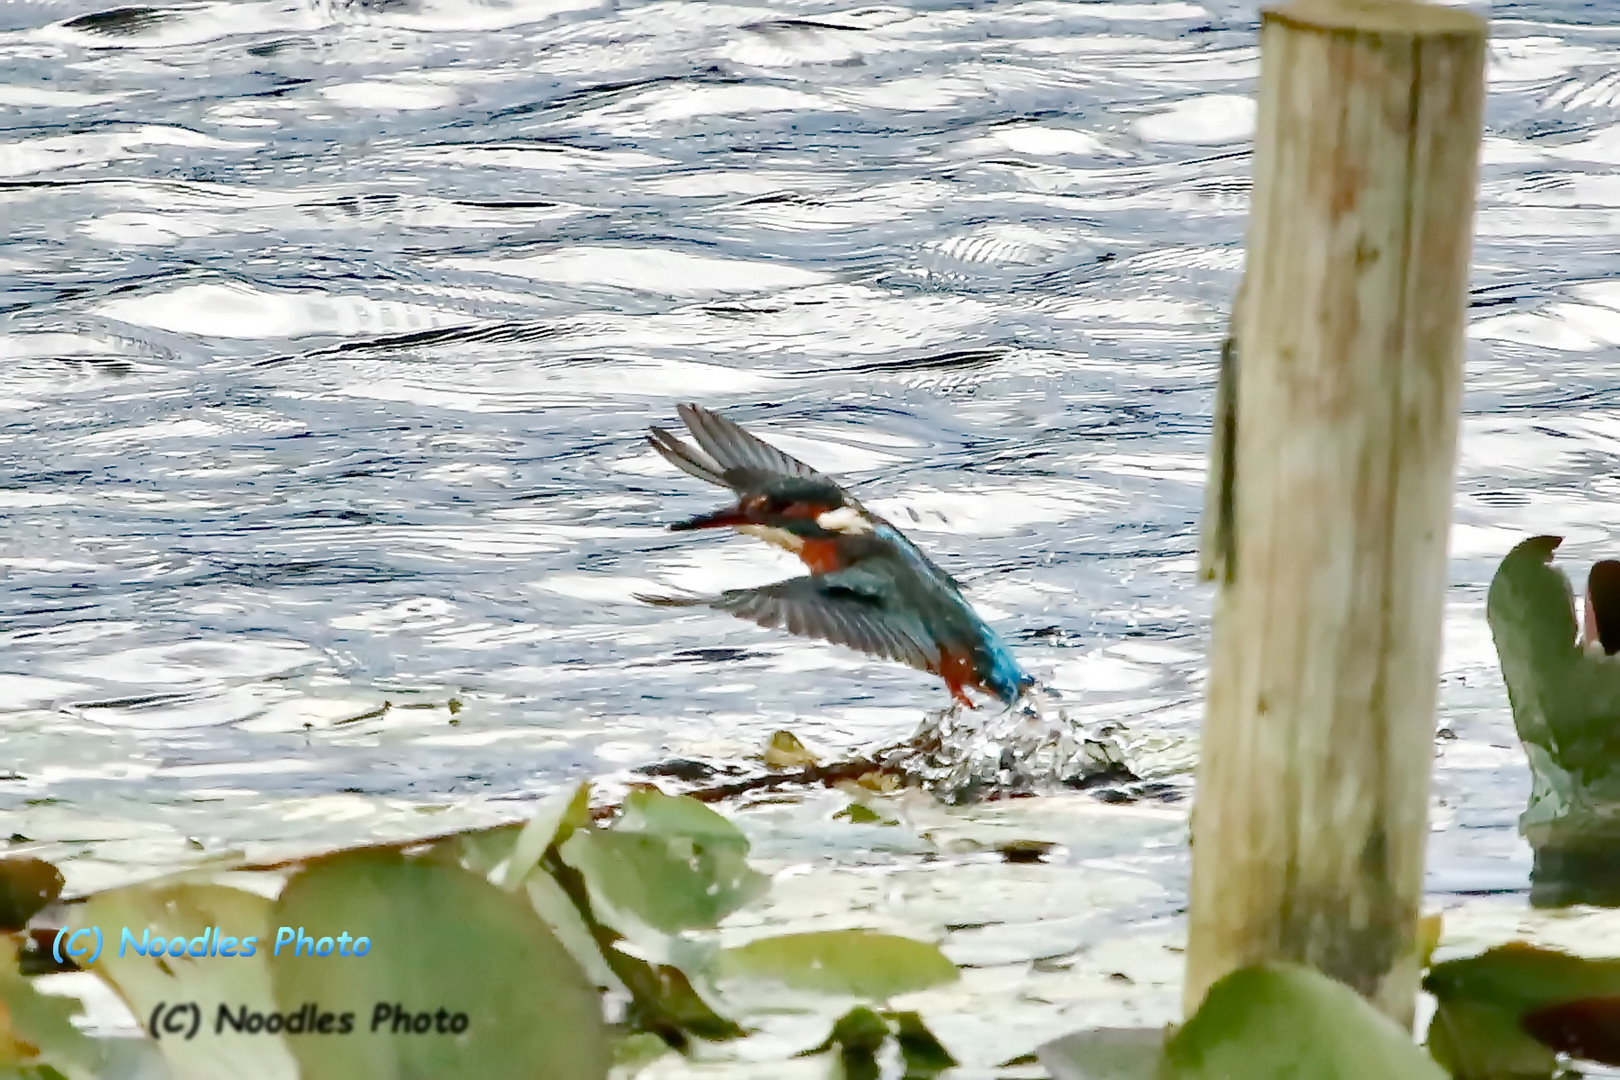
[{"x1": 798, "y1": 539, "x2": 843, "y2": 574}]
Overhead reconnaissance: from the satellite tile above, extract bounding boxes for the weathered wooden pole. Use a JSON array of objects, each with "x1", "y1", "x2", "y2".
[{"x1": 1186, "y1": 0, "x2": 1486, "y2": 1024}]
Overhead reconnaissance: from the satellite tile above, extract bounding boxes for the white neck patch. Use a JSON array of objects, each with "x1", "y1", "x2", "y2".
[{"x1": 815, "y1": 506, "x2": 873, "y2": 535}]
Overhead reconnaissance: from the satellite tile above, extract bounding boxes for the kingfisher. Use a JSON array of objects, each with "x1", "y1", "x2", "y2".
[{"x1": 637, "y1": 403, "x2": 1034, "y2": 709}]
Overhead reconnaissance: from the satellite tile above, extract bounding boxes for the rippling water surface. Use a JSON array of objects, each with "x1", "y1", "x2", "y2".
[{"x1": 2, "y1": 0, "x2": 1617, "y2": 921}]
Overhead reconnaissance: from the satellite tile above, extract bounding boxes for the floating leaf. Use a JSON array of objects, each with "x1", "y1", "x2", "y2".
[
  {"x1": 561, "y1": 831, "x2": 764, "y2": 936},
  {"x1": 1426, "y1": 998, "x2": 1556, "y2": 1080},
  {"x1": 800, "y1": 1006, "x2": 889, "y2": 1080},
  {"x1": 437, "y1": 823, "x2": 518, "y2": 877},
  {"x1": 521, "y1": 873, "x2": 618, "y2": 990},
  {"x1": 270, "y1": 847, "x2": 609, "y2": 1080},
  {"x1": 1487, "y1": 536, "x2": 1620, "y2": 905},
  {"x1": 833, "y1": 803, "x2": 896, "y2": 826},
  {"x1": 0, "y1": 858, "x2": 63, "y2": 932},
  {"x1": 1038, "y1": 1027, "x2": 1167, "y2": 1080},
  {"x1": 1424, "y1": 944, "x2": 1620, "y2": 1073},
  {"x1": 723, "y1": 930, "x2": 959, "y2": 1000},
  {"x1": 1424, "y1": 944, "x2": 1620, "y2": 1015},
  {"x1": 764, "y1": 731, "x2": 818, "y2": 769},
  {"x1": 615, "y1": 789, "x2": 747, "y2": 846},
  {"x1": 855, "y1": 771, "x2": 901, "y2": 794},
  {"x1": 500, "y1": 782, "x2": 591, "y2": 891},
  {"x1": 72, "y1": 882, "x2": 294, "y2": 1080},
  {"x1": 1487, "y1": 536, "x2": 1620, "y2": 781},
  {"x1": 561, "y1": 791, "x2": 767, "y2": 937},
  {"x1": 0, "y1": 936, "x2": 100, "y2": 1078},
  {"x1": 1164, "y1": 964, "x2": 1447, "y2": 1079},
  {"x1": 890, "y1": 1011, "x2": 958, "y2": 1079},
  {"x1": 609, "y1": 949, "x2": 744, "y2": 1044}
]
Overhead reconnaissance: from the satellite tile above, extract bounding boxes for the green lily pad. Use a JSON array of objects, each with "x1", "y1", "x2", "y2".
[
  {"x1": 1486, "y1": 535, "x2": 1620, "y2": 905},
  {"x1": 442, "y1": 824, "x2": 520, "y2": 879},
  {"x1": 72, "y1": 881, "x2": 296, "y2": 1080},
  {"x1": 615, "y1": 788, "x2": 747, "y2": 845},
  {"x1": 1424, "y1": 943, "x2": 1620, "y2": 1072},
  {"x1": 1424, "y1": 943, "x2": 1620, "y2": 1013},
  {"x1": 270, "y1": 847, "x2": 609, "y2": 1080},
  {"x1": 722, "y1": 930, "x2": 959, "y2": 1000},
  {"x1": 1487, "y1": 535, "x2": 1620, "y2": 779},
  {"x1": 560, "y1": 791, "x2": 767, "y2": 937},
  {"x1": 1164, "y1": 963, "x2": 1447, "y2": 1080}
]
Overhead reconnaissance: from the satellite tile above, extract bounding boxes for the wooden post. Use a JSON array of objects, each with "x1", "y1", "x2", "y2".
[{"x1": 1186, "y1": 0, "x2": 1486, "y2": 1024}]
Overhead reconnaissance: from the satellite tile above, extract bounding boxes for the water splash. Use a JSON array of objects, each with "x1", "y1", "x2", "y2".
[{"x1": 889, "y1": 689, "x2": 1135, "y2": 805}]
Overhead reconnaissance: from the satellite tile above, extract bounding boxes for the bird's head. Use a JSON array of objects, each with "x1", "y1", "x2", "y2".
[{"x1": 668, "y1": 478, "x2": 872, "y2": 538}]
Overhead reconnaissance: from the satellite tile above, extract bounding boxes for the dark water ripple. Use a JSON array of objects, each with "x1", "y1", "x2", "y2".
[{"x1": 0, "y1": 0, "x2": 1614, "y2": 903}]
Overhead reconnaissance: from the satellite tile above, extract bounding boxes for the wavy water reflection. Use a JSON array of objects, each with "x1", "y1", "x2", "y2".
[{"x1": 0, "y1": 0, "x2": 1613, "y2": 936}]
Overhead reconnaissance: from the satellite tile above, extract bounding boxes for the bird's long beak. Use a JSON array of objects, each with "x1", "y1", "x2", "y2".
[{"x1": 668, "y1": 503, "x2": 760, "y2": 531}]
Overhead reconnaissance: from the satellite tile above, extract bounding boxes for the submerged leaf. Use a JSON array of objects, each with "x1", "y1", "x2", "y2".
[
  {"x1": 723, "y1": 930, "x2": 959, "y2": 1000},
  {"x1": 1166, "y1": 964, "x2": 1447, "y2": 1079}
]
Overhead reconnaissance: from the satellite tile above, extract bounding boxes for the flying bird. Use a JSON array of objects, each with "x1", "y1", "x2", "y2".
[{"x1": 637, "y1": 403, "x2": 1033, "y2": 708}]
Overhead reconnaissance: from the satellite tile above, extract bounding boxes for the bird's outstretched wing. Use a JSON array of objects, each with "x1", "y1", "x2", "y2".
[
  {"x1": 635, "y1": 566, "x2": 938, "y2": 674},
  {"x1": 647, "y1": 403, "x2": 826, "y2": 490}
]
